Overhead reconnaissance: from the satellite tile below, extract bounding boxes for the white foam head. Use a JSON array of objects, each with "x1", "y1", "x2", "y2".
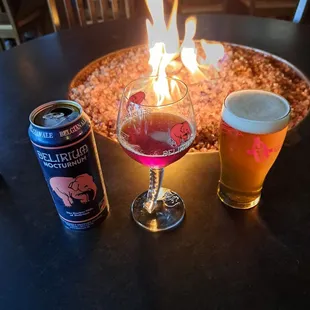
[{"x1": 222, "y1": 90, "x2": 290, "y2": 134}]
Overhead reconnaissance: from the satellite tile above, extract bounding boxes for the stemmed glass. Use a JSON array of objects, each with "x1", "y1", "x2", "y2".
[{"x1": 117, "y1": 76, "x2": 196, "y2": 232}]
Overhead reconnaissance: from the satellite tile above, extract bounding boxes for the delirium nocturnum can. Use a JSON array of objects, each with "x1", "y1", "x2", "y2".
[{"x1": 28, "y1": 100, "x2": 109, "y2": 230}]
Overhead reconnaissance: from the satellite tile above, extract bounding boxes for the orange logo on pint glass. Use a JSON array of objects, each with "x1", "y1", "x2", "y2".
[{"x1": 247, "y1": 137, "x2": 273, "y2": 163}]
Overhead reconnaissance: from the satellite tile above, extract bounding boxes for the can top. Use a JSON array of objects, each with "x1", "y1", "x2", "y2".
[{"x1": 30, "y1": 100, "x2": 82, "y2": 129}]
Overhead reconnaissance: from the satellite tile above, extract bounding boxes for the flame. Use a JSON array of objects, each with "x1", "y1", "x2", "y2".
[
  {"x1": 145, "y1": 0, "x2": 225, "y2": 105},
  {"x1": 145, "y1": 0, "x2": 179, "y2": 105},
  {"x1": 180, "y1": 16, "x2": 205, "y2": 82},
  {"x1": 180, "y1": 17, "x2": 198, "y2": 74},
  {"x1": 200, "y1": 40, "x2": 225, "y2": 70}
]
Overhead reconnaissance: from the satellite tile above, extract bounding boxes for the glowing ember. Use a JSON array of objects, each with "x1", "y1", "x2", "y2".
[{"x1": 145, "y1": 0, "x2": 225, "y2": 104}]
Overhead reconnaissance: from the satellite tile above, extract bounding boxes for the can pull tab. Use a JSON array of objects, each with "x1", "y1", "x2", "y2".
[
  {"x1": 41, "y1": 107, "x2": 75, "y2": 128},
  {"x1": 43, "y1": 112, "x2": 65, "y2": 120},
  {"x1": 44, "y1": 107, "x2": 73, "y2": 119}
]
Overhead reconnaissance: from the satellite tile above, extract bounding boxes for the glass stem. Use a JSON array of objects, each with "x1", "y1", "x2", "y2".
[{"x1": 144, "y1": 168, "x2": 164, "y2": 214}]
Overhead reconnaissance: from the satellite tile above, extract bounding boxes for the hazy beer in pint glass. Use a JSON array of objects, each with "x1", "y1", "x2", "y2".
[{"x1": 217, "y1": 90, "x2": 290, "y2": 209}]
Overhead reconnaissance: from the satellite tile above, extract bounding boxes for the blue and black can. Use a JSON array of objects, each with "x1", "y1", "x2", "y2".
[{"x1": 29, "y1": 100, "x2": 109, "y2": 230}]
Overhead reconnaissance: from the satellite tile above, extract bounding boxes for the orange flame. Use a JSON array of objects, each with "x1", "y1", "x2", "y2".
[
  {"x1": 145, "y1": 0, "x2": 179, "y2": 105},
  {"x1": 180, "y1": 16, "x2": 205, "y2": 82},
  {"x1": 145, "y1": 0, "x2": 225, "y2": 104},
  {"x1": 200, "y1": 40, "x2": 225, "y2": 70}
]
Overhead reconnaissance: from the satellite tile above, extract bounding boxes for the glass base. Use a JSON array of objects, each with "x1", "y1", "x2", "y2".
[
  {"x1": 217, "y1": 182, "x2": 260, "y2": 210},
  {"x1": 131, "y1": 188, "x2": 185, "y2": 232}
]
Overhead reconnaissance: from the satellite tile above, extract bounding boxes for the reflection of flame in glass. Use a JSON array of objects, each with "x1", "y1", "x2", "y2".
[
  {"x1": 150, "y1": 219, "x2": 158, "y2": 230},
  {"x1": 145, "y1": 0, "x2": 225, "y2": 105}
]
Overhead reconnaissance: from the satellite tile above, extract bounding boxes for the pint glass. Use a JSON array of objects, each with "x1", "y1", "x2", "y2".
[{"x1": 217, "y1": 90, "x2": 290, "y2": 209}]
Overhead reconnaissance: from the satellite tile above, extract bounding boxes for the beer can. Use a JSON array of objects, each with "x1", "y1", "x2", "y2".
[{"x1": 28, "y1": 100, "x2": 109, "y2": 230}]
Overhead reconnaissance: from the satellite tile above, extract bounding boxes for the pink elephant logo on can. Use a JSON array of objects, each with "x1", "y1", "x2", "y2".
[
  {"x1": 49, "y1": 174, "x2": 97, "y2": 207},
  {"x1": 170, "y1": 121, "x2": 191, "y2": 147}
]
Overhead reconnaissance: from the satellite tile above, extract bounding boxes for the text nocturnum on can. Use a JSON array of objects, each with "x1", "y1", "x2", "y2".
[{"x1": 29, "y1": 100, "x2": 109, "y2": 230}]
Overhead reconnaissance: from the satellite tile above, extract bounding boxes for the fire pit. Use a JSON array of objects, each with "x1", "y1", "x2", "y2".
[{"x1": 68, "y1": 1, "x2": 310, "y2": 153}]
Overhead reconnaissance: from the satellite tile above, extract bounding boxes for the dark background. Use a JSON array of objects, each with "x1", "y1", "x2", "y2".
[{"x1": 0, "y1": 13, "x2": 310, "y2": 309}]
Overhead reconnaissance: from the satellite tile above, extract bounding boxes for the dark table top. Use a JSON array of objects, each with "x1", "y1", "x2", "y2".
[{"x1": 1, "y1": 14, "x2": 310, "y2": 310}]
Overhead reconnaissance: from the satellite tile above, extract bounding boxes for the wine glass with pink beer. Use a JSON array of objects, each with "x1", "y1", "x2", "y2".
[{"x1": 117, "y1": 76, "x2": 196, "y2": 232}]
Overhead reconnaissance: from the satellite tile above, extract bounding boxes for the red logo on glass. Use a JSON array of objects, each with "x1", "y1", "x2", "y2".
[
  {"x1": 127, "y1": 91, "x2": 145, "y2": 112},
  {"x1": 170, "y1": 121, "x2": 191, "y2": 146},
  {"x1": 247, "y1": 137, "x2": 273, "y2": 163}
]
